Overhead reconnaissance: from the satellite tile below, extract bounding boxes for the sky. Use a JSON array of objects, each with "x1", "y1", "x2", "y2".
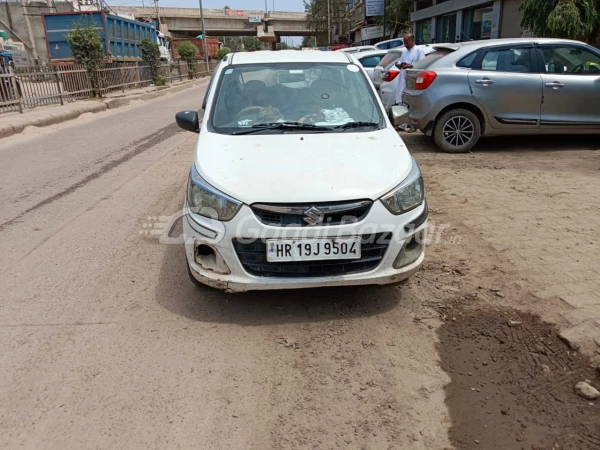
[{"x1": 111, "y1": 0, "x2": 306, "y2": 12}]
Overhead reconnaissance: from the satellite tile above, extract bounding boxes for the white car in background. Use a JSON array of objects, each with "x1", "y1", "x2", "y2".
[
  {"x1": 340, "y1": 45, "x2": 378, "y2": 54},
  {"x1": 376, "y1": 44, "x2": 438, "y2": 113},
  {"x1": 352, "y1": 50, "x2": 388, "y2": 81},
  {"x1": 174, "y1": 50, "x2": 427, "y2": 292},
  {"x1": 375, "y1": 38, "x2": 405, "y2": 50}
]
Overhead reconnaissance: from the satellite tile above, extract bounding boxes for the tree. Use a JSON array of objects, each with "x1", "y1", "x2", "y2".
[
  {"x1": 375, "y1": 0, "x2": 414, "y2": 39},
  {"x1": 520, "y1": 0, "x2": 600, "y2": 42},
  {"x1": 221, "y1": 36, "x2": 262, "y2": 52},
  {"x1": 140, "y1": 39, "x2": 165, "y2": 85},
  {"x1": 304, "y1": 0, "x2": 349, "y2": 45},
  {"x1": 217, "y1": 46, "x2": 231, "y2": 60},
  {"x1": 176, "y1": 41, "x2": 198, "y2": 79},
  {"x1": 66, "y1": 18, "x2": 104, "y2": 96},
  {"x1": 301, "y1": 35, "x2": 316, "y2": 48}
]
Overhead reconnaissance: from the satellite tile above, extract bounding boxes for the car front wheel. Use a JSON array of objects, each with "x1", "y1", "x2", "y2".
[{"x1": 433, "y1": 109, "x2": 481, "y2": 153}]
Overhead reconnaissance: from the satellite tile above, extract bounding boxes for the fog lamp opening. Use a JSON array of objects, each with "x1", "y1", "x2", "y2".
[
  {"x1": 194, "y1": 242, "x2": 230, "y2": 275},
  {"x1": 394, "y1": 229, "x2": 426, "y2": 269}
]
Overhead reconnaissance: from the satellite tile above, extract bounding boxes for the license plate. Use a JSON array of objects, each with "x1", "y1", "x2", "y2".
[{"x1": 266, "y1": 237, "x2": 361, "y2": 262}]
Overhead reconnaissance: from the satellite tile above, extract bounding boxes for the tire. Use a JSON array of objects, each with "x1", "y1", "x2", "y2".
[
  {"x1": 186, "y1": 259, "x2": 203, "y2": 288},
  {"x1": 433, "y1": 108, "x2": 481, "y2": 153}
]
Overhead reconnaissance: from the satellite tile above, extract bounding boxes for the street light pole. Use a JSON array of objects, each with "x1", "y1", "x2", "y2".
[
  {"x1": 327, "y1": 0, "x2": 331, "y2": 46},
  {"x1": 198, "y1": 0, "x2": 209, "y2": 73}
]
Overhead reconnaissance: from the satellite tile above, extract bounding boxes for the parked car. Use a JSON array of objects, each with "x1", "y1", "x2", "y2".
[
  {"x1": 353, "y1": 49, "x2": 389, "y2": 81},
  {"x1": 376, "y1": 45, "x2": 437, "y2": 114},
  {"x1": 375, "y1": 38, "x2": 405, "y2": 50},
  {"x1": 340, "y1": 45, "x2": 378, "y2": 54},
  {"x1": 402, "y1": 38, "x2": 600, "y2": 152},
  {"x1": 175, "y1": 50, "x2": 427, "y2": 292}
]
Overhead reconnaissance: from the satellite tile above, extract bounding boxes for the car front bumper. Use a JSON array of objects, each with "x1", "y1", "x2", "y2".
[{"x1": 183, "y1": 200, "x2": 427, "y2": 293}]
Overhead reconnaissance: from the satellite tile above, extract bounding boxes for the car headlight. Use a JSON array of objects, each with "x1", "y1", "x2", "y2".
[
  {"x1": 187, "y1": 165, "x2": 242, "y2": 221},
  {"x1": 381, "y1": 157, "x2": 424, "y2": 214}
]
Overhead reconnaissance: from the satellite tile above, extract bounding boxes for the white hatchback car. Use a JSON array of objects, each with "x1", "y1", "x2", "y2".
[{"x1": 175, "y1": 50, "x2": 427, "y2": 292}]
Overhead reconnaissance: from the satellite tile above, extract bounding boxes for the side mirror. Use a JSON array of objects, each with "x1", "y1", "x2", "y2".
[
  {"x1": 391, "y1": 105, "x2": 409, "y2": 128},
  {"x1": 176, "y1": 110, "x2": 200, "y2": 133}
]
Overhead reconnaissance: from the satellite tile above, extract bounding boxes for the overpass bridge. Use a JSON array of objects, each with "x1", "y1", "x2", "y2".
[{"x1": 113, "y1": 6, "x2": 311, "y2": 47}]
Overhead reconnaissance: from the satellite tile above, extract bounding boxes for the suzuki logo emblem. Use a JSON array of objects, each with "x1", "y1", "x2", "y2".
[{"x1": 303, "y1": 206, "x2": 324, "y2": 226}]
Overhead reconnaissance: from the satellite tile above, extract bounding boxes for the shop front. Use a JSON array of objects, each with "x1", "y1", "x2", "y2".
[
  {"x1": 462, "y1": 2, "x2": 494, "y2": 40},
  {"x1": 412, "y1": 0, "x2": 507, "y2": 44}
]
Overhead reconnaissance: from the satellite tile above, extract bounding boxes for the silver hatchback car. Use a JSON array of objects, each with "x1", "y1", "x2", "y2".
[{"x1": 402, "y1": 38, "x2": 600, "y2": 152}]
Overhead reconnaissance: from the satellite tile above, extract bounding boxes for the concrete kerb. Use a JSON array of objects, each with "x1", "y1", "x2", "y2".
[{"x1": 0, "y1": 78, "x2": 209, "y2": 140}]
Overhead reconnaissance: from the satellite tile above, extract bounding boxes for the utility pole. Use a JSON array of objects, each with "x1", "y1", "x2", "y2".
[
  {"x1": 327, "y1": 0, "x2": 331, "y2": 45},
  {"x1": 20, "y1": 0, "x2": 39, "y2": 64},
  {"x1": 198, "y1": 0, "x2": 209, "y2": 72},
  {"x1": 154, "y1": 0, "x2": 160, "y2": 31},
  {"x1": 383, "y1": 0, "x2": 386, "y2": 39}
]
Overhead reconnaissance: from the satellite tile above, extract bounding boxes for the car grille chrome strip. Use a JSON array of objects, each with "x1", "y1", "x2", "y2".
[{"x1": 251, "y1": 200, "x2": 373, "y2": 227}]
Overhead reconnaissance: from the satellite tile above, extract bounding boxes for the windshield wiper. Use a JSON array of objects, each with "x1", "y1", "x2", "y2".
[
  {"x1": 231, "y1": 122, "x2": 329, "y2": 135},
  {"x1": 332, "y1": 121, "x2": 381, "y2": 131}
]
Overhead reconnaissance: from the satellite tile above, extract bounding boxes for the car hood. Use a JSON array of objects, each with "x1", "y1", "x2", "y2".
[{"x1": 195, "y1": 129, "x2": 412, "y2": 204}]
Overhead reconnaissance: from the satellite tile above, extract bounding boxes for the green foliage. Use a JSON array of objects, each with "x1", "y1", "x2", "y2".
[
  {"x1": 66, "y1": 17, "x2": 104, "y2": 96},
  {"x1": 217, "y1": 46, "x2": 231, "y2": 60},
  {"x1": 176, "y1": 41, "x2": 198, "y2": 61},
  {"x1": 304, "y1": 0, "x2": 349, "y2": 45},
  {"x1": 520, "y1": 0, "x2": 600, "y2": 42},
  {"x1": 221, "y1": 36, "x2": 262, "y2": 52},
  {"x1": 301, "y1": 36, "x2": 314, "y2": 47},
  {"x1": 176, "y1": 41, "x2": 198, "y2": 79},
  {"x1": 375, "y1": 0, "x2": 414, "y2": 39},
  {"x1": 140, "y1": 38, "x2": 162, "y2": 84},
  {"x1": 155, "y1": 75, "x2": 167, "y2": 86}
]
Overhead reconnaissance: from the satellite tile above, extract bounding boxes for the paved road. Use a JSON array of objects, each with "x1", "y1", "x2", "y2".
[{"x1": 0, "y1": 85, "x2": 451, "y2": 449}]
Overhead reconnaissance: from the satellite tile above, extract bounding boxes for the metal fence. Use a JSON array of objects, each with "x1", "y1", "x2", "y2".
[{"x1": 0, "y1": 60, "x2": 218, "y2": 114}]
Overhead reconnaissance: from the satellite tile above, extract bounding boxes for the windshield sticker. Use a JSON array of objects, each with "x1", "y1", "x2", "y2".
[
  {"x1": 347, "y1": 64, "x2": 360, "y2": 72},
  {"x1": 289, "y1": 70, "x2": 304, "y2": 74},
  {"x1": 237, "y1": 119, "x2": 253, "y2": 127},
  {"x1": 225, "y1": 68, "x2": 233, "y2": 74}
]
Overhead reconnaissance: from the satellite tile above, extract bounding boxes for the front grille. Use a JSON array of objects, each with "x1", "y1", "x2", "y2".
[
  {"x1": 251, "y1": 200, "x2": 373, "y2": 227},
  {"x1": 232, "y1": 233, "x2": 391, "y2": 278}
]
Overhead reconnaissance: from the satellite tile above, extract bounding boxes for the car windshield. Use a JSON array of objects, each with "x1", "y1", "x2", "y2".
[{"x1": 210, "y1": 62, "x2": 384, "y2": 134}]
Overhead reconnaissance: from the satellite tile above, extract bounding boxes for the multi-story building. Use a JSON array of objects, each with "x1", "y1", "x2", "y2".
[{"x1": 412, "y1": 0, "x2": 527, "y2": 44}]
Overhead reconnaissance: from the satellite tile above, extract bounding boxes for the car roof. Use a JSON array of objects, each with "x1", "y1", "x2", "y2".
[
  {"x1": 341, "y1": 45, "x2": 378, "y2": 52},
  {"x1": 432, "y1": 37, "x2": 586, "y2": 51},
  {"x1": 229, "y1": 50, "x2": 352, "y2": 65},
  {"x1": 353, "y1": 49, "x2": 388, "y2": 58},
  {"x1": 377, "y1": 38, "x2": 403, "y2": 45}
]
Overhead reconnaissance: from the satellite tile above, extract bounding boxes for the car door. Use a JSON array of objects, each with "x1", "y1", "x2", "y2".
[
  {"x1": 467, "y1": 45, "x2": 543, "y2": 129},
  {"x1": 537, "y1": 44, "x2": 600, "y2": 128}
]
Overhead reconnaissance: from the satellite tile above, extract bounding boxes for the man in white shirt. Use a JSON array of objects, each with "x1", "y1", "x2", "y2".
[{"x1": 395, "y1": 34, "x2": 425, "y2": 132}]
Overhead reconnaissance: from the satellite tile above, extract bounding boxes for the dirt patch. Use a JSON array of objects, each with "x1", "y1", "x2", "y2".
[{"x1": 438, "y1": 301, "x2": 600, "y2": 450}]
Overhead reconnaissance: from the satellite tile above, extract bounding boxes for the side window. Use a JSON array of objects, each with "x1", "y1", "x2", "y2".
[
  {"x1": 456, "y1": 51, "x2": 479, "y2": 68},
  {"x1": 359, "y1": 55, "x2": 382, "y2": 68},
  {"x1": 378, "y1": 42, "x2": 390, "y2": 50},
  {"x1": 480, "y1": 47, "x2": 533, "y2": 73},
  {"x1": 540, "y1": 46, "x2": 600, "y2": 75},
  {"x1": 389, "y1": 40, "x2": 403, "y2": 49}
]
